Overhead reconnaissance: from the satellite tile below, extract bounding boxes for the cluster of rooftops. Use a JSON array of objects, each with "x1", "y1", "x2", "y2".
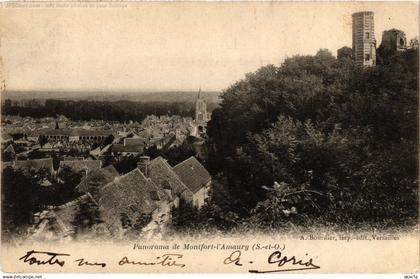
[{"x1": 28, "y1": 155, "x2": 212, "y2": 238}]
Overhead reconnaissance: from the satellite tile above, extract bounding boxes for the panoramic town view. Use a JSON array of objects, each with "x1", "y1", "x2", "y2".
[{"x1": 0, "y1": 8, "x2": 418, "y2": 243}]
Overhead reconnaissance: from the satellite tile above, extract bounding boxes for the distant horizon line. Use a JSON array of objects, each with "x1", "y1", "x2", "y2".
[{"x1": 2, "y1": 89, "x2": 222, "y2": 93}]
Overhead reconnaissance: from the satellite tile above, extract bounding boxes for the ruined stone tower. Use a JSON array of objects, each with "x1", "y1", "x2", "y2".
[{"x1": 352, "y1": 11, "x2": 376, "y2": 67}]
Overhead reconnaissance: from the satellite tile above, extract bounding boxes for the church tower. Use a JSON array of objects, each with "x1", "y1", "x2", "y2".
[{"x1": 194, "y1": 88, "x2": 208, "y2": 137}]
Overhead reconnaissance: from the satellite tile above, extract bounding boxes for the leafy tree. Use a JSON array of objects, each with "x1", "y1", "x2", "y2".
[
  {"x1": 36, "y1": 166, "x2": 84, "y2": 206},
  {"x1": 337, "y1": 46, "x2": 353, "y2": 61},
  {"x1": 2, "y1": 149, "x2": 15, "y2": 162},
  {"x1": 251, "y1": 181, "x2": 321, "y2": 228},
  {"x1": 170, "y1": 198, "x2": 200, "y2": 232},
  {"x1": 71, "y1": 200, "x2": 103, "y2": 237},
  {"x1": 39, "y1": 136, "x2": 48, "y2": 147},
  {"x1": 206, "y1": 46, "x2": 418, "y2": 228},
  {"x1": 114, "y1": 155, "x2": 141, "y2": 174},
  {"x1": 120, "y1": 212, "x2": 152, "y2": 237},
  {"x1": 1, "y1": 167, "x2": 41, "y2": 236},
  {"x1": 409, "y1": 37, "x2": 419, "y2": 49},
  {"x1": 162, "y1": 139, "x2": 197, "y2": 166},
  {"x1": 145, "y1": 145, "x2": 159, "y2": 159}
]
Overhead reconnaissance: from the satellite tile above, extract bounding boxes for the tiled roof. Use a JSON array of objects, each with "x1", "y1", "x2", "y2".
[
  {"x1": 150, "y1": 134, "x2": 176, "y2": 148},
  {"x1": 148, "y1": 156, "x2": 193, "y2": 198},
  {"x1": 112, "y1": 144, "x2": 144, "y2": 153},
  {"x1": 1, "y1": 133, "x2": 13, "y2": 141},
  {"x1": 124, "y1": 138, "x2": 147, "y2": 146},
  {"x1": 75, "y1": 165, "x2": 119, "y2": 200},
  {"x1": 89, "y1": 147, "x2": 101, "y2": 156},
  {"x1": 4, "y1": 144, "x2": 15, "y2": 154},
  {"x1": 3, "y1": 127, "x2": 27, "y2": 135},
  {"x1": 98, "y1": 168, "x2": 167, "y2": 230},
  {"x1": 173, "y1": 156, "x2": 211, "y2": 194},
  {"x1": 41, "y1": 142, "x2": 53, "y2": 149},
  {"x1": 38, "y1": 128, "x2": 113, "y2": 137},
  {"x1": 99, "y1": 144, "x2": 112, "y2": 155},
  {"x1": 102, "y1": 164, "x2": 119, "y2": 176},
  {"x1": 59, "y1": 160, "x2": 102, "y2": 174},
  {"x1": 15, "y1": 158, "x2": 54, "y2": 172}
]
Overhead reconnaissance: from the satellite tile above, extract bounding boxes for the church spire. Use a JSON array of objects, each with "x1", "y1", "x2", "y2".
[{"x1": 197, "y1": 87, "x2": 202, "y2": 100}]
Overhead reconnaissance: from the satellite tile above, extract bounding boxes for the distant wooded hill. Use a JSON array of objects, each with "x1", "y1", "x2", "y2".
[{"x1": 2, "y1": 91, "x2": 222, "y2": 104}]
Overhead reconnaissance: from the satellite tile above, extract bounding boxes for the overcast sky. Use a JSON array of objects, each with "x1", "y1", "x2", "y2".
[{"x1": 0, "y1": 2, "x2": 418, "y2": 92}]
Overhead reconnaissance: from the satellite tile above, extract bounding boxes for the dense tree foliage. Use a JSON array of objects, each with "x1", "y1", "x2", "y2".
[
  {"x1": 114, "y1": 155, "x2": 141, "y2": 174},
  {"x1": 2, "y1": 100, "x2": 198, "y2": 122},
  {"x1": 1, "y1": 166, "x2": 83, "y2": 238},
  {"x1": 71, "y1": 200, "x2": 103, "y2": 237},
  {"x1": 120, "y1": 212, "x2": 152, "y2": 238},
  {"x1": 145, "y1": 136, "x2": 199, "y2": 166},
  {"x1": 206, "y1": 47, "x2": 418, "y2": 228},
  {"x1": 170, "y1": 198, "x2": 202, "y2": 233},
  {"x1": 1, "y1": 168, "x2": 42, "y2": 237}
]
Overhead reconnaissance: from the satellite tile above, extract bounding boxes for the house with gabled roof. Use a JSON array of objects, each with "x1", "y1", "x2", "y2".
[
  {"x1": 173, "y1": 156, "x2": 212, "y2": 208},
  {"x1": 123, "y1": 137, "x2": 148, "y2": 147},
  {"x1": 59, "y1": 159, "x2": 102, "y2": 176},
  {"x1": 26, "y1": 154, "x2": 213, "y2": 239},
  {"x1": 98, "y1": 168, "x2": 171, "y2": 234},
  {"x1": 75, "y1": 165, "x2": 119, "y2": 200},
  {"x1": 89, "y1": 146, "x2": 101, "y2": 157},
  {"x1": 146, "y1": 156, "x2": 194, "y2": 202},
  {"x1": 3, "y1": 144, "x2": 15, "y2": 159},
  {"x1": 112, "y1": 143, "x2": 145, "y2": 155},
  {"x1": 15, "y1": 158, "x2": 54, "y2": 174},
  {"x1": 90, "y1": 143, "x2": 113, "y2": 158},
  {"x1": 4, "y1": 144, "x2": 15, "y2": 154},
  {"x1": 138, "y1": 155, "x2": 211, "y2": 208}
]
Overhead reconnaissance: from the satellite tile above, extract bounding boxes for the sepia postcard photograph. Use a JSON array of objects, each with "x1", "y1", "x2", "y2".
[{"x1": 0, "y1": 1, "x2": 418, "y2": 276}]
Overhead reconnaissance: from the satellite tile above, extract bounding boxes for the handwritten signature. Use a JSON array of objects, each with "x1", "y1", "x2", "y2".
[
  {"x1": 19, "y1": 249, "x2": 318, "y2": 272},
  {"x1": 224, "y1": 249, "x2": 320, "y2": 273},
  {"x1": 19, "y1": 250, "x2": 185, "y2": 268}
]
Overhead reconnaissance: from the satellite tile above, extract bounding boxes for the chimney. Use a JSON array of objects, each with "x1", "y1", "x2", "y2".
[{"x1": 137, "y1": 156, "x2": 150, "y2": 177}]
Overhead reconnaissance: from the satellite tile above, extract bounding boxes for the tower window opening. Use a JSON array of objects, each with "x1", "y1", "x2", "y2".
[{"x1": 399, "y1": 38, "x2": 405, "y2": 47}]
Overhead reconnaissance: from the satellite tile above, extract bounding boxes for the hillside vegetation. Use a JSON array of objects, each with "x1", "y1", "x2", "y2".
[{"x1": 200, "y1": 47, "x2": 418, "y2": 231}]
